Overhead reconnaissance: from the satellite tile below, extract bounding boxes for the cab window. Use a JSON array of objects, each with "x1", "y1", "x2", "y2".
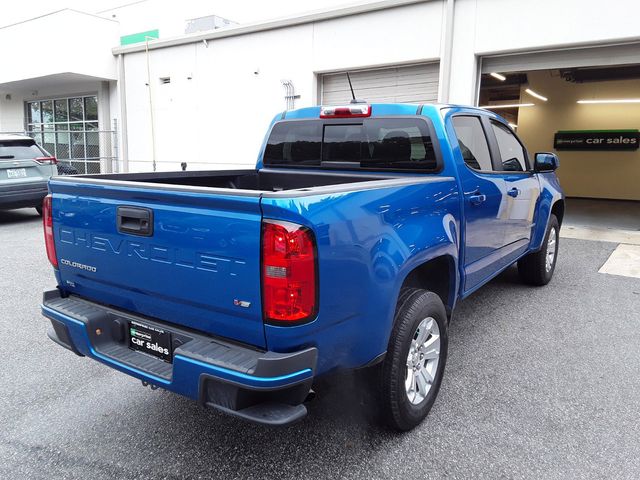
[
  {"x1": 490, "y1": 121, "x2": 528, "y2": 172},
  {"x1": 264, "y1": 118, "x2": 439, "y2": 172},
  {"x1": 451, "y1": 116, "x2": 493, "y2": 171}
]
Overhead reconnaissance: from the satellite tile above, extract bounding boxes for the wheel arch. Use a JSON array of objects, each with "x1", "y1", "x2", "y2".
[
  {"x1": 551, "y1": 199, "x2": 565, "y2": 226},
  {"x1": 399, "y1": 254, "x2": 457, "y2": 320}
]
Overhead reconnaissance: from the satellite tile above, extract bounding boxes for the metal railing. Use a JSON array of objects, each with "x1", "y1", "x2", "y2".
[{"x1": 1, "y1": 129, "x2": 118, "y2": 174}]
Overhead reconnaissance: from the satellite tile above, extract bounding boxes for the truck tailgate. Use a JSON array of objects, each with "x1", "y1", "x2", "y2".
[{"x1": 49, "y1": 179, "x2": 266, "y2": 348}]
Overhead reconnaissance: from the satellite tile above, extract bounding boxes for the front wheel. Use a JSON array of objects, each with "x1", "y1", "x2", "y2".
[
  {"x1": 378, "y1": 288, "x2": 448, "y2": 431},
  {"x1": 518, "y1": 213, "x2": 559, "y2": 286}
]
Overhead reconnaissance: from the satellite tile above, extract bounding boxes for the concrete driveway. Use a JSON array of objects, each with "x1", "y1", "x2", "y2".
[{"x1": 1, "y1": 208, "x2": 639, "y2": 479}]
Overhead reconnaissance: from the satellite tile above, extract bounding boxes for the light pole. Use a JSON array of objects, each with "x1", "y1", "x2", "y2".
[{"x1": 145, "y1": 35, "x2": 157, "y2": 172}]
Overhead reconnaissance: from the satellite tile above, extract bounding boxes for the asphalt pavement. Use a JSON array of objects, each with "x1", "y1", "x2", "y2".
[{"x1": 1, "y1": 207, "x2": 639, "y2": 480}]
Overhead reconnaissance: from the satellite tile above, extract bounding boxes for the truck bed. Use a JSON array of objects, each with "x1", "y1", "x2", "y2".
[
  {"x1": 74, "y1": 168, "x2": 397, "y2": 194},
  {"x1": 47, "y1": 166, "x2": 451, "y2": 349}
]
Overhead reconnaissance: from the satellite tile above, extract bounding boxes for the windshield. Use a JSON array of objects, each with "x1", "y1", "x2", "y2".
[
  {"x1": 0, "y1": 140, "x2": 45, "y2": 160},
  {"x1": 264, "y1": 118, "x2": 439, "y2": 172}
]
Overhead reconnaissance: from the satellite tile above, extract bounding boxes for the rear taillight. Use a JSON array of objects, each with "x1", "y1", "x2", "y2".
[
  {"x1": 43, "y1": 195, "x2": 58, "y2": 268},
  {"x1": 35, "y1": 156, "x2": 57, "y2": 165},
  {"x1": 261, "y1": 220, "x2": 317, "y2": 324}
]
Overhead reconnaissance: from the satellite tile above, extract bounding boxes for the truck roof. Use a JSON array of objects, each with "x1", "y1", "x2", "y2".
[{"x1": 282, "y1": 103, "x2": 498, "y2": 120}]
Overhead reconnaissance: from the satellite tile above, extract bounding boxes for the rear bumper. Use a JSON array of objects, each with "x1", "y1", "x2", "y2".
[
  {"x1": 42, "y1": 289, "x2": 317, "y2": 425},
  {"x1": 0, "y1": 181, "x2": 48, "y2": 209}
]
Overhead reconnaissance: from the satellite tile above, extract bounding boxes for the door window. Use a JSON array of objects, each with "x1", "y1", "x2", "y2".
[
  {"x1": 491, "y1": 121, "x2": 528, "y2": 172},
  {"x1": 451, "y1": 116, "x2": 493, "y2": 171}
]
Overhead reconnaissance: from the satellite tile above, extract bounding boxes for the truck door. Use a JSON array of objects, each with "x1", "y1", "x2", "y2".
[
  {"x1": 486, "y1": 120, "x2": 541, "y2": 267},
  {"x1": 450, "y1": 115, "x2": 509, "y2": 292}
]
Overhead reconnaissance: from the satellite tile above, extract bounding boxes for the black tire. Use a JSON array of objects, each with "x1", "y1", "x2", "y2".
[
  {"x1": 518, "y1": 214, "x2": 559, "y2": 286},
  {"x1": 35, "y1": 206, "x2": 43, "y2": 216},
  {"x1": 378, "y1": 288, "x2": 448, "y2": 431}
]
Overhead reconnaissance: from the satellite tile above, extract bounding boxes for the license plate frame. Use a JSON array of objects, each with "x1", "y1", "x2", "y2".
[
  {"x1": 128, "y1": 320, "x2": 173, "y2": 363},
  {"x1": 6, "y1": 168, "x2": 27, "y2": 179}
]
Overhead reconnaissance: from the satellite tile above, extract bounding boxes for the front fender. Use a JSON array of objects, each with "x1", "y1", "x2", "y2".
[{"x1": 531, "y1": 172, "x2": 564, "y2": 251}]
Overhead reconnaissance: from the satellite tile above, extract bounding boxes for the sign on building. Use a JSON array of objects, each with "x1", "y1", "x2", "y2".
[{"x1": 554, "y1": 130, "x2": 640, "y2": 151}]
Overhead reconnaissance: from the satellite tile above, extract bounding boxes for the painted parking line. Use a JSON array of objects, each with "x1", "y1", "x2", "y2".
[
  {"x1": 599, "y1": 244, "x2": 640, "y2": 279},
  {"x1": 561, "y1": 225, "x2": 640, "y2": 246}
]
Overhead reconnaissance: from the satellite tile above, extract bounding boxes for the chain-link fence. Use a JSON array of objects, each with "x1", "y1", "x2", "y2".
[{"x1": 1, "y1": 130, "x2": 118, "y2": 174}]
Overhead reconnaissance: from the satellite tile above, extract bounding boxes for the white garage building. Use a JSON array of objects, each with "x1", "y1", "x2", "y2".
[{"x1": 1, "y1": 0, "x2": 640, "y2": 201}]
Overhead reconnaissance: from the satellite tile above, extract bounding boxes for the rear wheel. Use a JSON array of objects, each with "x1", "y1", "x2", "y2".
[
  {"x1": 518, "y1": 214, "x2": 559, "y2": 286},
  {"x1": 378, "y1": 288, "x2": 448, "y2": 431}
]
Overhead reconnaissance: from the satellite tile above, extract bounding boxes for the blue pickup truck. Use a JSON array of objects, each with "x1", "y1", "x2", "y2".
[{"x1": 41, "y1": 103, "x2": 563, "y2": 431}]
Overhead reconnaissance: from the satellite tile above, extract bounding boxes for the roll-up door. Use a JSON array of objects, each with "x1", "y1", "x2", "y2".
[
  {"x1": 320, "y1": 63, "x2": 440, "y2": 104},
  {"x1": 481, "y1": 43, "x2": 640, "y2": 74}
]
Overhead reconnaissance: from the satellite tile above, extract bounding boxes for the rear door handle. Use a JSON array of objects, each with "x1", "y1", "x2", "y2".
[
  {"x1": 507, "y1": 187, "x2": 520, "y2": 198},
  {"x1": 117, "y1": 206, "x2": 154, "y2": 237},
  {"x1": 468, "y1": 193, "x2": 487, "y2": 205}
]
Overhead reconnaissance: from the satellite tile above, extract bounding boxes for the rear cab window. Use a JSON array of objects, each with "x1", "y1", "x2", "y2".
[
  {"x1": 264, "y1": 118, "x2": 440, "y2": 172},
  {"x1": 0, "y1": 140, "x2": 45, "y2": 160}
]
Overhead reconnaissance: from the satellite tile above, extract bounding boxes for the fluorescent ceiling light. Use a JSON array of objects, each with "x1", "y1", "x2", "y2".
[
  {"x1": 490, "y1": 72, "x2": 506, "y2": 81},
  {"x1": 525, "y1": 88, "x2": 548, "y2": 101},
  {"x1": 480, "y1": 103, "x2": 535, "y2": 109},
  {"x1": 577, "y1": 98, "x2": 640, "y2": 104}
]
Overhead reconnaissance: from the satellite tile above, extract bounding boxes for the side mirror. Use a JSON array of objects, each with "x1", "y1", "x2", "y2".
[{"x1": 534, "y1": 152, "x2": 559, "y2": 172}]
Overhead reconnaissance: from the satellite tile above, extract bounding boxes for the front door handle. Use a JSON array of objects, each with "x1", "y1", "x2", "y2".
[
  {"x1": 507, "y1": 187, "x2": 520, "y2": 198},
  {"x1": 468, "y1": 193, "x2": 487, "y2": 205}
]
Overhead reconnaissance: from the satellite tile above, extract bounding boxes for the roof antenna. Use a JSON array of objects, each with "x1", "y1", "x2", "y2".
[{"x1": 346, "y1": 72, "x2": 365, "y2": 104}]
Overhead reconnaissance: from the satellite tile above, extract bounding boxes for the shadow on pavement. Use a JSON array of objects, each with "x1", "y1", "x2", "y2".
[{"x1": 0, "y1": 208, "x2": 41, "y2": 225}]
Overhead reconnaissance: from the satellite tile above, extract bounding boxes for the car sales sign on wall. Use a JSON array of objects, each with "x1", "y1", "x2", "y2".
[{"x1": 554, "y1": 130, "x2": 640, "y2": 151}]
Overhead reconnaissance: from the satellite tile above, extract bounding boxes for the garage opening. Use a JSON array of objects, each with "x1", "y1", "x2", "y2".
[
  {"x1": 320, "y1": 62, "x2": 439, "y2": 105},
  {"x1": 479, "y1": 44, "x2": 640, "y2": 233}
]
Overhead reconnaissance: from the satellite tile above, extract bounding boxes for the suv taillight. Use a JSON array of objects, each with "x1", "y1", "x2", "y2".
[
  {"x1": 43, "y1": 195, "x2": 58, "y2": 268},
  {"x1": 35, "y1": 156, "x2": 57, "y2": 165},
  {"x1": 261, "y1": 220, "x2": 317, "y2": 324}
]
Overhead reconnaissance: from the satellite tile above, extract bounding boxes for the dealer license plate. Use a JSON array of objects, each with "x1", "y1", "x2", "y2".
[
  {"x1": 128, "y1": 320, "x2": 173, "y2": 362},
  {"x1": 7, "y1": 168, "x2": 27, "y2": 179}
]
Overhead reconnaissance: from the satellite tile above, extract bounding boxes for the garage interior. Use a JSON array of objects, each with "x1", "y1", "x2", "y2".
[{"x1": 479, "y1": 46, "x2": 640, "y2": 234}]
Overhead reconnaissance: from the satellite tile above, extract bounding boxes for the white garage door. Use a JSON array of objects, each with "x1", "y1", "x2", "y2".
[
  {"x1": 481, "y1": 43, "x2": 640, "y2": 73},
  {"x1": 320, "y1": 63, "x2": 440, "y2": 105}
]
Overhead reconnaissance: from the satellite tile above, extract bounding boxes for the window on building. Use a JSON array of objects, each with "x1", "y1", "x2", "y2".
[
  {"x1": 452, "y1": 116, "x2": 493, "y2": 171},
  {"x1": 26, "y1": 95, "x2": 99, "y2": 173}
]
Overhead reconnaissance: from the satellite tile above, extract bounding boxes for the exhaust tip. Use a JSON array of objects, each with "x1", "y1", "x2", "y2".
[{"x1": 304, "y1": 389, "x2": 316, "y2": 403}]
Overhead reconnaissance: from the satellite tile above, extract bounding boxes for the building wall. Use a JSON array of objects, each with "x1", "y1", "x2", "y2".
[
  {"x1": 0, "y1": 10, "x2": 118, "y2": 85},
  {"x1": 0, "y1": 94, "x2": 24, "y2": 132},
  {"x1": 2, "y1": 1, "x2": 640, "y2": 178},
  {"x1": 121, "y1": 2, "x2": 443, "y2": 171},
  {"x1": 447, "y1": 0, "x2": 640, "y2": 104},
  {"x1": 517, "y1": 71, "x2": 640, "y2": 201},
  {"x1": 120, "y1": 0, "x2": 640, "y2": 172}
]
